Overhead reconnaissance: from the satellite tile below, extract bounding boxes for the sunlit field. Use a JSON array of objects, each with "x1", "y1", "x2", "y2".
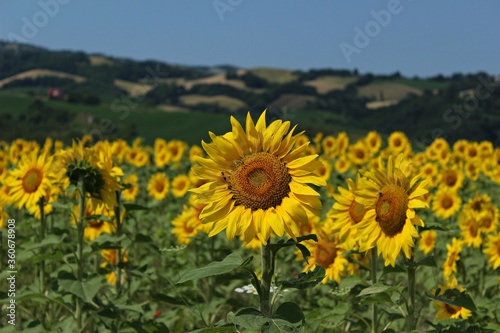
[{"x1": 0, "y1": 111, "x2": 499, "y2": 332}]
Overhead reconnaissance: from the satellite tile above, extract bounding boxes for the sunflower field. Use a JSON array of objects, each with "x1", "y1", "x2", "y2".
[{"x1": 0, "y1": 111, "x2": 499, "y2": 333}]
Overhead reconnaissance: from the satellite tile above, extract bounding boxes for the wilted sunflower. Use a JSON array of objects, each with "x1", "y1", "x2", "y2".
[
  {"x1": 6, "y1": 151, "x2": 55, "y2": 211},
  {"x1": 353, "y1": 154, "x2": 430, "y2": 267},
  {"x1": 191, "y1": 111, "x2": 325, "y2": 244}
]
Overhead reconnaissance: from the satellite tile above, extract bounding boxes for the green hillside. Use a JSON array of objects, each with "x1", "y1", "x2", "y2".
[{"x1": 1, "y1": 41, "x2": 499, "y2": 147}]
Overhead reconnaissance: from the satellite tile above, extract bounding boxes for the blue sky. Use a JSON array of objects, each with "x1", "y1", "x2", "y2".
[{"x1": 1, "y1": 1, "x2": 499, "y2": 77}]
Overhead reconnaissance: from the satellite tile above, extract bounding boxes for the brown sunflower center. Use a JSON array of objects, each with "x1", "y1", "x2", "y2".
[
  {"x1": 441, "y1": 196, "x2": 453, "y2": 209},
  {"x1": 375, "y1": 184, "x2": 409, "y2": 237},
  {"x1": 22, "y1": 168, "x2": 43, "y2": 193},
  {"x1": 469, "y1": 223, "x2": 478, "y2": 237},
  {"x1": 443, "y1": 171, "x2": 457, "y2": 187},
  {"x1": 349, "y1": 200, "x2": 366, "y2": 224},
  {"x1": 155, "y1": 181, "x2": 165, "y2": 192},
  {"x1": 228, "y1": 152, "x2": 291, "y2": 211},
  {"x1": 315, "y1": 240, "x2": 337, "y2": 268},
  {"x1": 425, "y1": 235, "x2": 434, "y2": 246},
  {"x1": 89, "y1": 220, "x2": 104, "y2": 228}
]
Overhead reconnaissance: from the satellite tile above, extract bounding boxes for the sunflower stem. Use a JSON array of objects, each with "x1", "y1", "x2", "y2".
[
  {"x1": 76, "y1": 175, "x2": 86, "y2": 332},
  {"x1": 38, "y1": 197, "x2": 47, "y2": 324},
  {"x1": 114, "y1": 191, "x2": 123, "y2": 295},
  {"x1": 260, "y1": 241, "x2": 274, "y2": 317},
  {"x1": 370, "y1": 247, "x2": 378, "y2": 333},
  {"x1": 407, "y1": 255, "x2": 417, "y2": 331}
]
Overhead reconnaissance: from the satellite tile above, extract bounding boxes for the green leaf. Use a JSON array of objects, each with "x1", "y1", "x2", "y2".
[
  {"x1": 230, "y1": 307, "x2": 270, "y2": 329},
  {"x1": 176, "y1": 253, "x2": 252, "y2": 284},
  {"x1": 273, "y1": 302, "x2": 305, "y2": 325},
  {"x1": 426, "y1": 288, "x2": 477, "y2": 311},
  {"x1": 281, "y1": 265, "x2": 325, "y2": 290},
  {"x1": 59, "y1": 277, "x2": 102, "y2": 303},
  {"x1": 295, "y1": 243, "x2": 311, "y2": 264},
  {"x1": 382, "y1": 263, "x2": 406, "y2": 275},
  {"x1": 28, "y1": 251, "x2": 64, "y2": 264},
  {"x1": 50, "y1": 201, "x2": 73, "y2": 210},
  {"x1": 415, "y1": 255, "x2": 437, "y2": 268},
  {"x1": 357, "y1": 283, "x2": 398, "y2": 297},
  {"x1": 360, "y1": 292, "x2": 393, "y2": 305},
  {"x1": 268, "y1": 234, "x2": 318, "y2": 253},
  {"x1": 188, "y1": 326, "x2": 237, "y2": 333},
  {"x1": 85, "y1": 214, "x2": 112, "y2": 222},
  {"x1": 123, "y1": 203, "x2": 149, "y2": 211},
  {"x1": 22, "y1": 234, "x2": 65, "y2": 251},
  {"x1": 92, "y1": 233, "x2": 126, "y2": 249},
  {"x1": 115, "y1": 304, "x2": 144, "y2": 314},
  {"x1": 339, "y1": 274, "x2": 364, "y2": 289}
]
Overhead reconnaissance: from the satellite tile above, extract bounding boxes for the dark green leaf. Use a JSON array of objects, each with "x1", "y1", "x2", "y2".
[
  {"x1": 123, "y1": 203, "x2": 149, "y2": 211},
  {"x1": 281, "y1": 265, "x2": 325, "y2": 290},
  {"x1": 416, "y1": 255, "x2": 437, "y2": 268},
  {"x1": 339, "y1": 274, "x2": 364, "y2": 289},
  {"x1": 426, "y1": 288, "x2": 477, "y2": 311},
  {"x1": 85, "y1": 214, "x2": 112, "y2": 222},
  {"x1": 357, "y1": 283, "x2": 398, "y2": 296},
  {"x1": 59, "y1": 277, "x2": 102, "y2": 303},
  {"x1": 177, "y1": 253, "x2": 252, "y2": 284},
  {"x1": 23, "y1": 235, "x2": 65, "y2": 251},
  {"x1": 295, "y1": 243, "x2": 311, "y2": 264},
  {"x1": 273, "y1": 302, "x2": 305, "y2": 324},
  {"x1": 360, "y1": 292, "x2": 393, "y2": 305},
  {"x1": 230, "y1": 307, "x2": 270, "y2": 329}
]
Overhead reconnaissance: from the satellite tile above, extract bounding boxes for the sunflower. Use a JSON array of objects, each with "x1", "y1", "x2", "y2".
[
  {"x1": 322, "y1": 136, "x2": 336, "y2": 157},
  {"x1": 6, "y1": 151, "x2": 55, "y2": 211},
  {"x1": 353, "y1": 154, "x2": 430, "y2": 267},
  {"x1": 59, "y1": 141, "x2": 122, "y2": 209},
  {"x1": 464, "y1": 161, "x2": 480, "y2": 181},
  {"x1": 387, "y1": 131, "x2": 411, "y2": 155},
  {"x1": 122, "y1": 174, "x2": 139, "y2": 202},
  {"x1": 483, "y1": 232, "x2": 500, "y2": 270},
  {"x1": 168, "y1": 140, "x2": 188, "y2": 163},
  {"x1": 439, "y1": 167, "x2": 464, "y2": 192},
  {"x1": 364, "y1": 131, "x2": 382, "y2": 155},
  {"x1": 478, "y1": 140, "x2": 493, "y2": 159},
  {"x1": 154, "y1": 148, "x2": 170, "y2": 168},
  {"x1": 420, "y1": 162, "x2": 439, "y2": 187},
  {"x1": 335, "y1": 132, "x2": 349, "y2": 155},
  {"x1": 315, "y1": 158, "x2": 331, "y2": 181},
  {"x1": 299, "y1": 229, "x2": 350, "y2": 284},
  {"x1": 432, "y1": 188, "x2": 462, "y2": 219},
  {"x1": 334, "y1": 157, "x2": 351, "y2": 174},
  {"x1": 477, "y1": 206, "x2": 498, "y2": 234},
  {"x1": 453, "y1": 140, "x2": 468, "y2": 158},
  {"x1": 189, "y1": 145, "x2": 204, "y2": 163},
  {"x1": 458, "y1": 211, "x2": 482, "y2": 248},
  {"x1": 0, "y1": 206, "x2": 9, "y2": 229},
  {"x1": 147, "y1": 173, "x2": 170, "y2": 200},
  {"x1": 101, "y1": 249, "x2": 128, "y2": 285},
  {"x1": 71, "y1": 201, "x2": 115, "y2": 241},
  {"x1": 464, "y1": 142, "x2": 479, "y2": 162},
  {"x1": 191, "y1": 110, "x2": 326, "y2": 244},
  {"x1": 125, "y1": 147, "x2": 150, "y2": 168},
  {"x1": 172, "y1": 207, "x2": 200, "y2": 245},
  {"x1": 348, "y1": 141, "x2": 370, "y2": 167},
  {"x1": 419, "y1": 230, "x2": 437, "y2": 255},
  {"x1": 171, "y1": 174, "x2": 190, "y2": 198},
  {"x1": 328, "y1": 176, "x2": 367, "y2": 249},
  {"x1": 442, "y1": 238, "x2": 462, "y2": 281},
  {"x1": 433, "y1": 277, "x2": 473, "y2": 320},
  {"x1": 111, "y1": 139, "x2": 129, "y2": 164}
]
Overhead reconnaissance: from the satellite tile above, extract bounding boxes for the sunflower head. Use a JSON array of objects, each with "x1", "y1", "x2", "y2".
[{"x1": 191, "y1": 110, "x2": 325, "y2": 243}]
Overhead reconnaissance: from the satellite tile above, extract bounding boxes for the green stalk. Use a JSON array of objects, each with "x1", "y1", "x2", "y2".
[
  {"x1": 114, "y1": 191, "x2": 123, "y2": 294},
  {"x1": 38, "y1": 197, "x2": 46, "y2": 294},
  {"x1": 407, "y1": 255, "x2": 416, "y2": 331},
  {"x1": 260, "y1": 241, "x2": 274, "y2": 317},
  {"x1": 371, "y1": 247, "x2": 378, "y2": 333},
  {"x1": 76, "y1": 175, "x2": 86, "y2": 331}
]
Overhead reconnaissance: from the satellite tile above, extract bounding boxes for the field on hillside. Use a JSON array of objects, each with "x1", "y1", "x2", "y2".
[{"x1": 0, "y1": 110, "x2": 499, "y2": 332}]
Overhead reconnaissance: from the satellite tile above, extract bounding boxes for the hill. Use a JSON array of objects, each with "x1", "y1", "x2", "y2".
[{"x1": 0, "y1": 41, "x2": 499, "y2": 147}]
